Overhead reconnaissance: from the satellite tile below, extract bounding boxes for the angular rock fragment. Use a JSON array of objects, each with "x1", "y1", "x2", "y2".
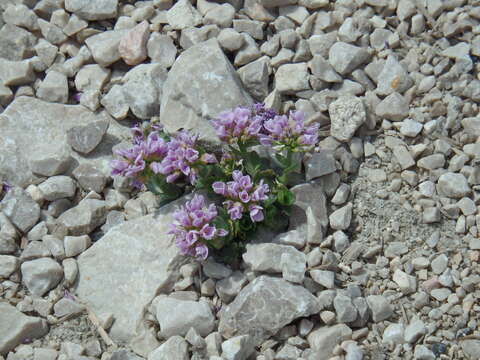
[
  {"x1": 85, "y1": 30, "x2": 127, "y2": 67},
  {"x1": 119, "y1": 20, "x2": 150, "y2": 66},
  {"x1": 21, "y1": 258, "x2": 63, "y2": 296},
  {"x1": 0, "y1": 303, "x2": 49, "y2": 355},
  {"x1": 160, "y1": 39, "x2": 252, "y2": 142},
  {"x1": 65, "y1": 0, "x2": 118, "y2": 20},
  {"x1": 66, "y1": 120, "x2": 109, "y2": 155},
  {"x1": 219, "y1": 276, "x2": 319, "y2": 345},
  {"x1": 58, "y1": 199, "x2": 106, "y2": 235},
  {"x1": 328, "y1": 42, "x2": 370, "y2": 75},
  {"x1": 329, "y1": 96, "x2": 366, "y2": 142}
]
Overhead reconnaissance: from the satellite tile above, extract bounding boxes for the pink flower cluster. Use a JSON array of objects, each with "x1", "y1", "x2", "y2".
[
  {"x1": 259, "y1": 111, "x2": 319, "y2": 151},
  {"x1": 168, "y1": 194, "x2": 228, "y2": 260},
  {"x1": 212, "y1": 170, "x2": 269, "y2": 222},
  {"x1": 212, "y1": 107, "x2": 263, "y2": 144},
  {"x1": 111, "y1": 126, "x2": 216, "y2": 186}
]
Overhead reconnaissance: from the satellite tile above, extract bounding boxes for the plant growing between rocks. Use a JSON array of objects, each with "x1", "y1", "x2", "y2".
[{"x1": 111, "y1": 103, "x2": 319, "y2": 262}]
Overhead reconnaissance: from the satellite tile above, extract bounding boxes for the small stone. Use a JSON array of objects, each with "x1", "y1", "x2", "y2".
[
  {"x1": 383, "y1": 323, "x2": 404, "y2": 344},
  {"x1": 65, "y1": 0, "x2": 118, "y2": 20},
  {"x1": 72, "y1": 163, "x2": 107, "y2": 194},
  {"x1": 66, "y1": 120, "x2": 109, "y2": 155},
  {"x1": 119, "y1": 20, "x2": 150, "y2": 66},
  {"x1": 216, "y1": 271, "x2": 248, "y2": 303},
  {"x1": 64, "y1": 235, "x2": 91, "y2": 257},
  {"x1": 221, "y1": 335, "x2": 255, "y2": 360},
  {"x1": 237, "y1": 57, "x2": 269, "y2": 101},
  {"x1": 404, "y1": 319, "x2": 426, "y2": 344},
  {"x1": 376, "y1": 93, "x2": 410, "y2": 121},
  {"x1": 37, "y1": 19, "x2": 67, "y2": 45},
  {"x1": 328, "y1": 96, "x2": 366, "y2": 142},
  {"x1": 275, "y1": 62, "x2": 310, "y2": 93},
  {"x1": 307, "y1": 324, "x2": 353, "y2": 358},
  {"x1": 101, "y1": 84, "x2": 129, "y2": 120},
  {"x1": 0, "y1": 255, "x2": 19, "y2": 278},
  {"x1": 148, "y1": 336, "x2": 189, "y2": 360},
  {"x1": 334, "y1": 294, "x2": 357, "y2": 323},
  {"x1": 328, "y1": 42, "x2": 370, "y2": 75},
  {"x1": 167, "y1": 0, "x2": 202, "y2": 30},
  {"x1": 203, "y1": 259, "x2": 232, "y2": 279},
  {"x1": 75, "y1": 64, "x2": 111, "y2": 93},
  {"x1": 234, "y1": 34, "x2": 261, "y2": 67},
  {"x1": 147, "y1": 33, "x2": 177, "y2": 68},
  {"x1": 53, "y1": 298, "x2": 85, "y2": 318},
  {"x1": 430, "y1": 288, "x2": 451, "y2": 301},
  {"x1": 393, "y1": 145, "x2": 415, "y2": 169},
  {"x1": 204, "y1": 3, "x2": 235, "y2": 28},
  {"x1": 38, "y1": 176, "x2": 76, "y2": 201},
  {"x1": 0, "y1": 59, "x2": 34, "y2": 86},
  {"x1": 85, "y1": 30, "x2": 126, "y2": 67},
  {"x1": 153, "y1": 296, "x2": 214, "y2": 338},
  {"x1": 400, "y1": 119, "x2": 423, "y2": 137},
  {"x1": 218, "y1": 28, "x2": 244, "y2": 52},
  {"x1": 366, "y1": 295, "x2": 393, "y2": 322},
  {"x1": 329, "y1": 203, "x2": 353, "y2": 230},
  {"x1": 423, "y1": 207, "x2": 441, "y2": 224},
  {"x1": 437, "y1": 173, "x2": 471, "y2": 199},
  {"x1": 36, "y1": 71, "x2": 68, "y2": 104},
  {"x1": 393, "y1": 269, "x2": 417, "y2": 294},
  {"x1": 417, "y1": 154, "x2": 445, "y2": 170},
  {"x1": 0, "y1": 303, "x2": 48, "y2": 355},
  {"x1": 461, "y1": 340, "x2": 480, "y2": 360},
  {"x1": 1, "y1": 187, "x2": 40, "y2": 233},
  {"x1": 376, "y1": 55, "x2": 413, "y2": 95},
  {"x1": 58, "y1": 199, "x2": 106, "y2": 235},
  {"x1": 63, "y1": 258, "x2": 78, "y2": 286},
  {"x1": 21, "y1": 258, "x2": 63, "y2": 296}
]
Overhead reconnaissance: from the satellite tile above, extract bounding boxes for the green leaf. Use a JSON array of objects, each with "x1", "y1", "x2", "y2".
[{"x1": 277, "y1": 188, "x2": 295, "y2": 206}]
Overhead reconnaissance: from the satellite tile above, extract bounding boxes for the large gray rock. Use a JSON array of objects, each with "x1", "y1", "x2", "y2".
[
  {"x1": 0, "y1": 302, "x2": 49, "y2": 355},
  {"x1": 75, "y1": 200, "x2": 189, "y2": 343},
  {"x1": 0, "y1": 97, "x2": 129, "y2": 187},
  {"x1": 160, "y1": 39, "x2": 252, "y2": 142},
  {"x1": 218, "y1": 276, "x2": 320, "y2": 345}
]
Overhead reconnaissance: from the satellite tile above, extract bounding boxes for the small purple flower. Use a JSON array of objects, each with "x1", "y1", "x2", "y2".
[
  {"x1": 260, "y1": 110, "x2": 319, "y2": 151},
  {"x1": 169, "y1": 194, "x2": 228, "y2": 260},
  {"x1": 213, "y1": 171, "x2": 269, "y2": 222}
]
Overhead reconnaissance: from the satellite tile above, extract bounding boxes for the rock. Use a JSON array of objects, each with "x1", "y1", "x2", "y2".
[
  {"x1": 0, "y1": 255, "x2": 19, "y2": 277},
  {"x1": 160, "y1": 39, "x2": 252, "y2": 142},
  {"x1": 64, "y1": 14, "x2": 88, "y2": 36},
  {"x1": 148, "y1": 336, "x2": 189, "y2": 360},
  {"x1": 38, "y1": 176, "x2": 76, "y2": 201},
  {"x1": 404, "y1": 319, "x2": 426, "y2": 344},
  {"x1": 221, "y1": 335, "x2": 255, "y2": 360},
  {"x1": 309, "y1": 55, "x2": 342, "y2": 83},
  {"x1": 218, "y1": 28, "x2": 244, "y2": 52},
  {"x1": 329, "y1": 96, "x2": 366, "y2": 142},
  {"x1": 329, "y1": 203, "x2": 353, "y2": 230},
  {"x1": 437, "y1": 172, "x2": 471, "y2": 199},
  {"x1": 383, "y1": 323, "x2": 405, "y2": 344},
  {"x1": 305, "y1": 150, "x2": 337, "y2": 180},
  {"x1": 237, "y1": 57, "x2": 269, "y2": 101},
  {"x1": 75, "y1": 64, "x2": 111, "y2": 93},
  {"x1": 204, "y1": 3, "x2": 235, "y2": 28},
  {"x1": 65, "y1": 0, "x2": 117, "y2": 20},
  {"x1": 64, "y1": 235, "x2": 91, "y2": 257},
  {"x1": 85, "y1": 30, "x2": 127, "y2": 67},
  {"x1": 234, "y1": 33, "x2": 261, "y2": 66},
  {"x1": 53, "y1": 298, "x2": 85, "y2": 317},
  {"x1": 119, "y1": 21, "x2": 150, "y2": 66},
  {"x1": 0, "y1": 59, "x2": 34, "y2": 86},
  {"x1": 203, "y1": 259, "x2": 232, "y2": 279},
  {"x1": 219, "y1": 276, "x2": 320, "y2": 345},
  {"x1": 75, "y1": 200, "x2": 189, "y2": 343},
  {"x1": 0, "y1": 303, "x2": 48, "y2": 356},
  {"x1": 21, "y1": 258, "x2": 63, "y2": 296},
  {"x1": 36, "y1": 70, "x2": 69, "y2": 104},
  {"x1": 310, "y1": 269, "x2": 335, "y2": 289},
  {"x1": 58, "y1": 199, "x2": 106, "y2": 236},
  {"x1": 393, "y1": 145, "x2": 415, "y2": 170},
  {"x1": 462, "y1": 117, "x2": 480, "y2": 136},
  {"x1": 375, "y1": 92, "x2": 410, "y2": 121},
  {"x1": 260, "y1": 0, "x2": 297, "y2": 7},
  {"x1": 101, "y1": 84, "x2": 129, "y2": 120},
  {"x1": 73, "y1": 164, "x2": 108, "y2": 193},
  {"x1": 275, "y1": 62, "x2": 310, "y2": 93},
  {"x1": 0, "y1": 97, "x2": 128, "y2": 187},
  {"x1": 0, "y1": 186, "x2": 40, "y2": 233},
  {"x1": 307, "y1": 324, "x2": 353, "y2": 357},
  {"x1": 329, "y1": 42, "x2": 370, "y2": 75},
  {"x1": 366, "y1": 295, "x2": 393, "y2": 322},
  {"x1": 147, "y1": 33, "x2": 177, "y2": 68},
  {"x1": 243, "y1": 243, "x2": 306, "y2": 283},
  {"x1": 66, "y1": 120, "x2": 109, "y2": 155},
  {"x1": 37, "y1": 19, "x2": 67, "y2": 45},
  {"x1": 167, "y1": 0, "x2": 202, "y2": 30},
  {"x1": 461, "y1": 340, "x2": 480, "y2": 359},
  {"x1": 400, "y1": 119, "x2": 423, "y2": 137},
  {"x1": 334, "y1": 294, "x2": 358, "y2": 323},
  {"x1": 431, "y1": 254, "x2": 448, "y2": 274},
  {"x1": 376, "y1": 55, "x2": 413, "y2": 95},
  {"x1": 393, "y1": 269, "x2": 417, "y2": 294},
  {"x1": 122, "y1": 63, "x2": 167, "y2": 119},
  {"x1": 63, "y1": 258, "x2": 78, "y2": 286},
  {"x1": 3, "y1": 4, "x2": 39, "y2": 31},
  {"x1": 216, "y1": 271, "x2": 248, "y2": 303},
  {"x1": 152, "y1": 295, "x2": 215, "y2": 338}
]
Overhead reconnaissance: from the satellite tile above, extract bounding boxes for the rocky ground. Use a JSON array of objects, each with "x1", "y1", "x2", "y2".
[{"x1": 0, "y1": 0, "x2": 480, "y2": 359}]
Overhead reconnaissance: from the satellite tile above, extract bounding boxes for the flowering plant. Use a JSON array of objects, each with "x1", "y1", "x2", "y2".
[{"x1": 111, "y1": 103, "x2": 319, "y2": 261}]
